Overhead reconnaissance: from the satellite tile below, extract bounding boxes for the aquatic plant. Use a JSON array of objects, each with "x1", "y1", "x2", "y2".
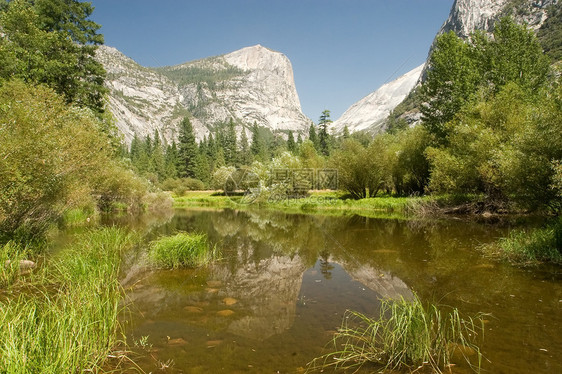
[
  {"x1": 306, "y1": 296, "x2": 484, "y2": 373},
  {"x1": 149, "y1": 232, "x2": 218, "y2": 269},
  {"x1": 0, "y1": 241, "x2": 30, "y2": 288},
  {"x1": 490, "y1": 218, "x2": 562, "y2": 265},
  {"x1": 0, "y1": 227, "x2": 137, "y2": 373}
]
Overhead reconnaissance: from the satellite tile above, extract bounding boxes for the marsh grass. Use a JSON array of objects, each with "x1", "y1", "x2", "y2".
[
  {"x1": 0, "y1": 241, "x2": 30, "y2": 288},
  {"x1": 0, "y1": 227, "x2": 137, "y2": 373},
  {"x1": 149, "y1": 232, "x2": 219, "y2": 269},
  {"x1": 487, "y1": 218, "x2": 562, "y2": 265},
  {"x1": 307, "y1": 296, "x2": 484, "y2": 373}
]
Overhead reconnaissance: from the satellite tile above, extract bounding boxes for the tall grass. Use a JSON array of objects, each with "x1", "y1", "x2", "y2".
[
  {"x1": 149, "y1": 232, "x2": 219, "y2": 269},
  {"x1": 307, "y1": 296, "x2": 484, "y2": 373},
  {"x1": 0, "y1": 227, "x2": 137, "y2": 373},
  {"x1": 491, "y1": 218, "x2": 562, "y2": 265},
  {"x1": 0, "y1": 241, "x2": 30, "y2": 288}
]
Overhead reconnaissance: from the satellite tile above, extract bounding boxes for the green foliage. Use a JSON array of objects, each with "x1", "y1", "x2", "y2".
[
  {"x1": 149, "y1": 232, "x2": 218, "y2": 269},
  {"x1": 318, "y1": 109, "x2": 332, "y2": 156},
  {"x1": 426, "y1": 82, "x2": 562, "y2": 209},
  {"x1": 329, "y1": 138, "x2": 392, "y2": 199},
  {"x1": 177, "y1": 116, "x2": 198, "y2": 178},
  {"x1": 538, "y1": 3, "x2": 562, "y2": 61},
  {"x1": 0, "y1": 81, "x2": 110, "y2": 235},
  {"x1": 155, "y1": 58, "x2": 246, "y2": 88},
  {"x1": 421, "y1": 18, "x2": 551, "y2": 144},
  {"x1": 0, "y1": 0, "x2": 107, "y2": 114},
  {"x1": 486, "y1": 218, "x2": 562, "y2": 265},
  {"x1": 307, "y1": 296, "x2": 484, "y2": 373},
  {"x1": 0, "y1": 241, "x2": 31, "y2": 288},
  {"x1": 0, "y1": 227, "x2": 137, "y2": 373}
]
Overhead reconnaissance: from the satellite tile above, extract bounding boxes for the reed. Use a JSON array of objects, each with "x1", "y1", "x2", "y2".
[
  {"x1": 307, "y1": 296, "x2": 484, "y2": 373},
  {"x1": 149, "y1": 232, "x2": 219, "y2": 269},
  {"x1": 492, "y1": 218, "x2": 562, "y2": 265},
  {"x1": 0, "y1": 227, "x2": 137, "y2": 373}
]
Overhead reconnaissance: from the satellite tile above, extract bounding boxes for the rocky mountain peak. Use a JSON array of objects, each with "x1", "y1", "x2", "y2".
[{"x1": 98, "y1": 44, "x2": 310, "y2": 145}]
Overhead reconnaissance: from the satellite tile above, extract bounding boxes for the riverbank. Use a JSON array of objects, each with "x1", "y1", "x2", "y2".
[
  {"x1": 0, "y1": 227, "x2": 138, "y2": 373},
  {"x1": 172, "y1": 191, "x2": 435, "y2": 219}
]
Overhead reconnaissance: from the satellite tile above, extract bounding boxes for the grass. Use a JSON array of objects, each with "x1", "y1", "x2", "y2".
[
  {"x1": 173, "y1": 191, "x2": 436, "y2": 219},
  {"x1": 306, "y1": 296, "x2": 484, "y2": 374},
  {"x1": 149, "y1": 232, "x2": 219, "y2": 269},
  {"x1": 485, "y1": 217, "x2": 562, "y2": 265},
  {"x1": 0, "y1": 241, "x2": 32, "y2": 288},
  {"x1": 0, "y1": 227, "x2": 137, "y2": 374}
]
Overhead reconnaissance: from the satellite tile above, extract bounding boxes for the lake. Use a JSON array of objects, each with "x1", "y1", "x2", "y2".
[{"x1": 117, "y1": 208, "x2": 562, "y2": 373}]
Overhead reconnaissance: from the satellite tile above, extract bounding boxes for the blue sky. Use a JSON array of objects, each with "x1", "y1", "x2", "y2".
[{"x1": 90, "y1": 0, "x2": 453, "y2": 121}]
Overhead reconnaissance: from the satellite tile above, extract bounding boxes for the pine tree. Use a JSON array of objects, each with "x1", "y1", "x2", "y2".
[
  {"x1": 287, "y1": 130, "x2": 296, "y2": 153},
  {"x1": 308, "y1": 123, "x2": 319, "y2": 152},
  {"x1": 318, "y1": 110, "x2": 332, "y2": 156},
  {"x1": 250, "y1": 123, "x2": 267, "y2": 161},
  {"x1": 177, "y1": 117, "x2": 198, "y2": 178},
  {"x1": 151, "y1": 129, "x2": 166, "y2": 181},
  {"x1": 238, "y1": 128, "x2": 253, "y2": 165},
  {"x1": 165, "y1": 142, "x2": 179, "y2": 179},
  {"x1": 223, "y1": 118, "x2": 238, "y2": 165},
  {"x1": 343, "y1": 125, "x2": 350, "y2": 139}
]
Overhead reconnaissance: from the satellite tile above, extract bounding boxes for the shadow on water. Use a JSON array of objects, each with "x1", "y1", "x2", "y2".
[{"x1": 118, "y1": 208, "x2": 562, "y2": 373}]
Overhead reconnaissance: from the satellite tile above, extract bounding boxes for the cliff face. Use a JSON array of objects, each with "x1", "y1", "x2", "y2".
[
  {"x1": 97, "y1": 44, "x2": 311, "y2": 145},
  {"x1": 334, "y1": 0, "x2": 557, "y2": 134},
  {"x1": 331, "y1": 64, "x2": 424, "y2": 134}
]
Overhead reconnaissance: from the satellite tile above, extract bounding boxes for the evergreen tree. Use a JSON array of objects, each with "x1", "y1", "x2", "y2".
[
  {"x1": 129, "y1": 133, "x2": 141, "y2": 165},
  {"x1": 164, "y1": 142, "x2": 179, "y2": 179},
  {"x1": 297, "y1": 132, "x2": 303, "y2": 145},
  {"x1": 151, "y1": 129, "x2": 166, "y2": 180},
  {"x1": 177, "y1": 117, "x2": 198, "y2": 178},
  {"x1": 0, "y1": 0, "x2": 107, "y2": 113},
  {"x1": 238, "y1": 128, "x2": 253, "y2": 165},
  {"x1": 308, "y1": 123, "x2": 319, "y2": 151},
  {"x1": 318, "y1": 110, "x2": 332, "y2": 156},
  {"x1": 223, "y1": 118, "x2": 238, "y2": 165},
  {"x1": 343, "y1": 125, "x2": 351, "y2": 139},
  {"x1": 250, "y1": 123, "x2": 267, "y2": 161},
  {"x1": 287, "y1": 130, "x2": 296, "y2": 153}
]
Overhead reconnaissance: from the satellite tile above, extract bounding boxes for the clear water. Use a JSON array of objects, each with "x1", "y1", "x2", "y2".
[{"x1": 118, "y1": 209, "x2": 562, "y2": 373}]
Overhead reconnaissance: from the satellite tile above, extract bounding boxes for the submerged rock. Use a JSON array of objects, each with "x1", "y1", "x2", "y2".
[
  {"x1": 216, "y1": 309, "x2": 235, "y2": 317},
  {"x1": 222, "y1": 297, "x2": 238, "y2": 306}
]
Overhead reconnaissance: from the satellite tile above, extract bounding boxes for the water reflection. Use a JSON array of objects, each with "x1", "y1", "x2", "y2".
[{"x1": 120, "y1": 209, "x2": 562, "y2": 374}]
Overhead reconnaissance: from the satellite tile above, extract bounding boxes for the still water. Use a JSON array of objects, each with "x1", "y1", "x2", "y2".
[{"x1": 117, "y1": 209, "x2": 562, "y2": 373}]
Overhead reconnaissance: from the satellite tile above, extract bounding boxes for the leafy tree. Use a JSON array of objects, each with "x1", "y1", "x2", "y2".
[
  {"x1": 177, "y1": 117, "x2": 198, "y2": 178},
  {"x1": 420, "y1": 31, "x2": 480, "y2": 142},
  {"x1": 0, "y1": 80, "x2": 146, "y2": 236},
  {"x1": 538, "y1": 3, "x2": 562, "y2": 61},
  {"x1": 0, "y1": 0, "x2": 107, "y2": 113}
]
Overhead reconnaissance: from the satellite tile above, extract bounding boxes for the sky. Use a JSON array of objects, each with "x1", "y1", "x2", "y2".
[{"x1": 89, "y1": 0, "x2": 453, "y2": 121}]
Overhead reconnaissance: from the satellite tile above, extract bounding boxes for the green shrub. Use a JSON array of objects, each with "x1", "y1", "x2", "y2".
[
  {"x1": 307, "y1": 296, "x2": 484, "y2": 373},
  {"x1": 149, "y1": 232, "x2": 218, "y2": 269}
]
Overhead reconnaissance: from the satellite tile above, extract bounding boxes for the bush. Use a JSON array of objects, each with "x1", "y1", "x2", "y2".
[
  {"x1": 149, "y1": 232, "x2": 218, "y2": 269},
  {"x1": 0, "y1": 80, "x2": 112, "y2": 236}
]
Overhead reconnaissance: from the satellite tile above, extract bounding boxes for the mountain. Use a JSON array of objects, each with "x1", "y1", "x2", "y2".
[
  {"x1": 331, "y1": 64, "x2": 424, "y2": 134},
  {"x1": 334, "y1": 0, "x2": 558, "y2": 135},
  {"x1": 97, "y1": 44, "x2": 311, "y2": 145}
]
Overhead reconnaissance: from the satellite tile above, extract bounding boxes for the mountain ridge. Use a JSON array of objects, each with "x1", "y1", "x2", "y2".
[{"x1": 97, "y1": 44, "x2": 311, "y2": 145}]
